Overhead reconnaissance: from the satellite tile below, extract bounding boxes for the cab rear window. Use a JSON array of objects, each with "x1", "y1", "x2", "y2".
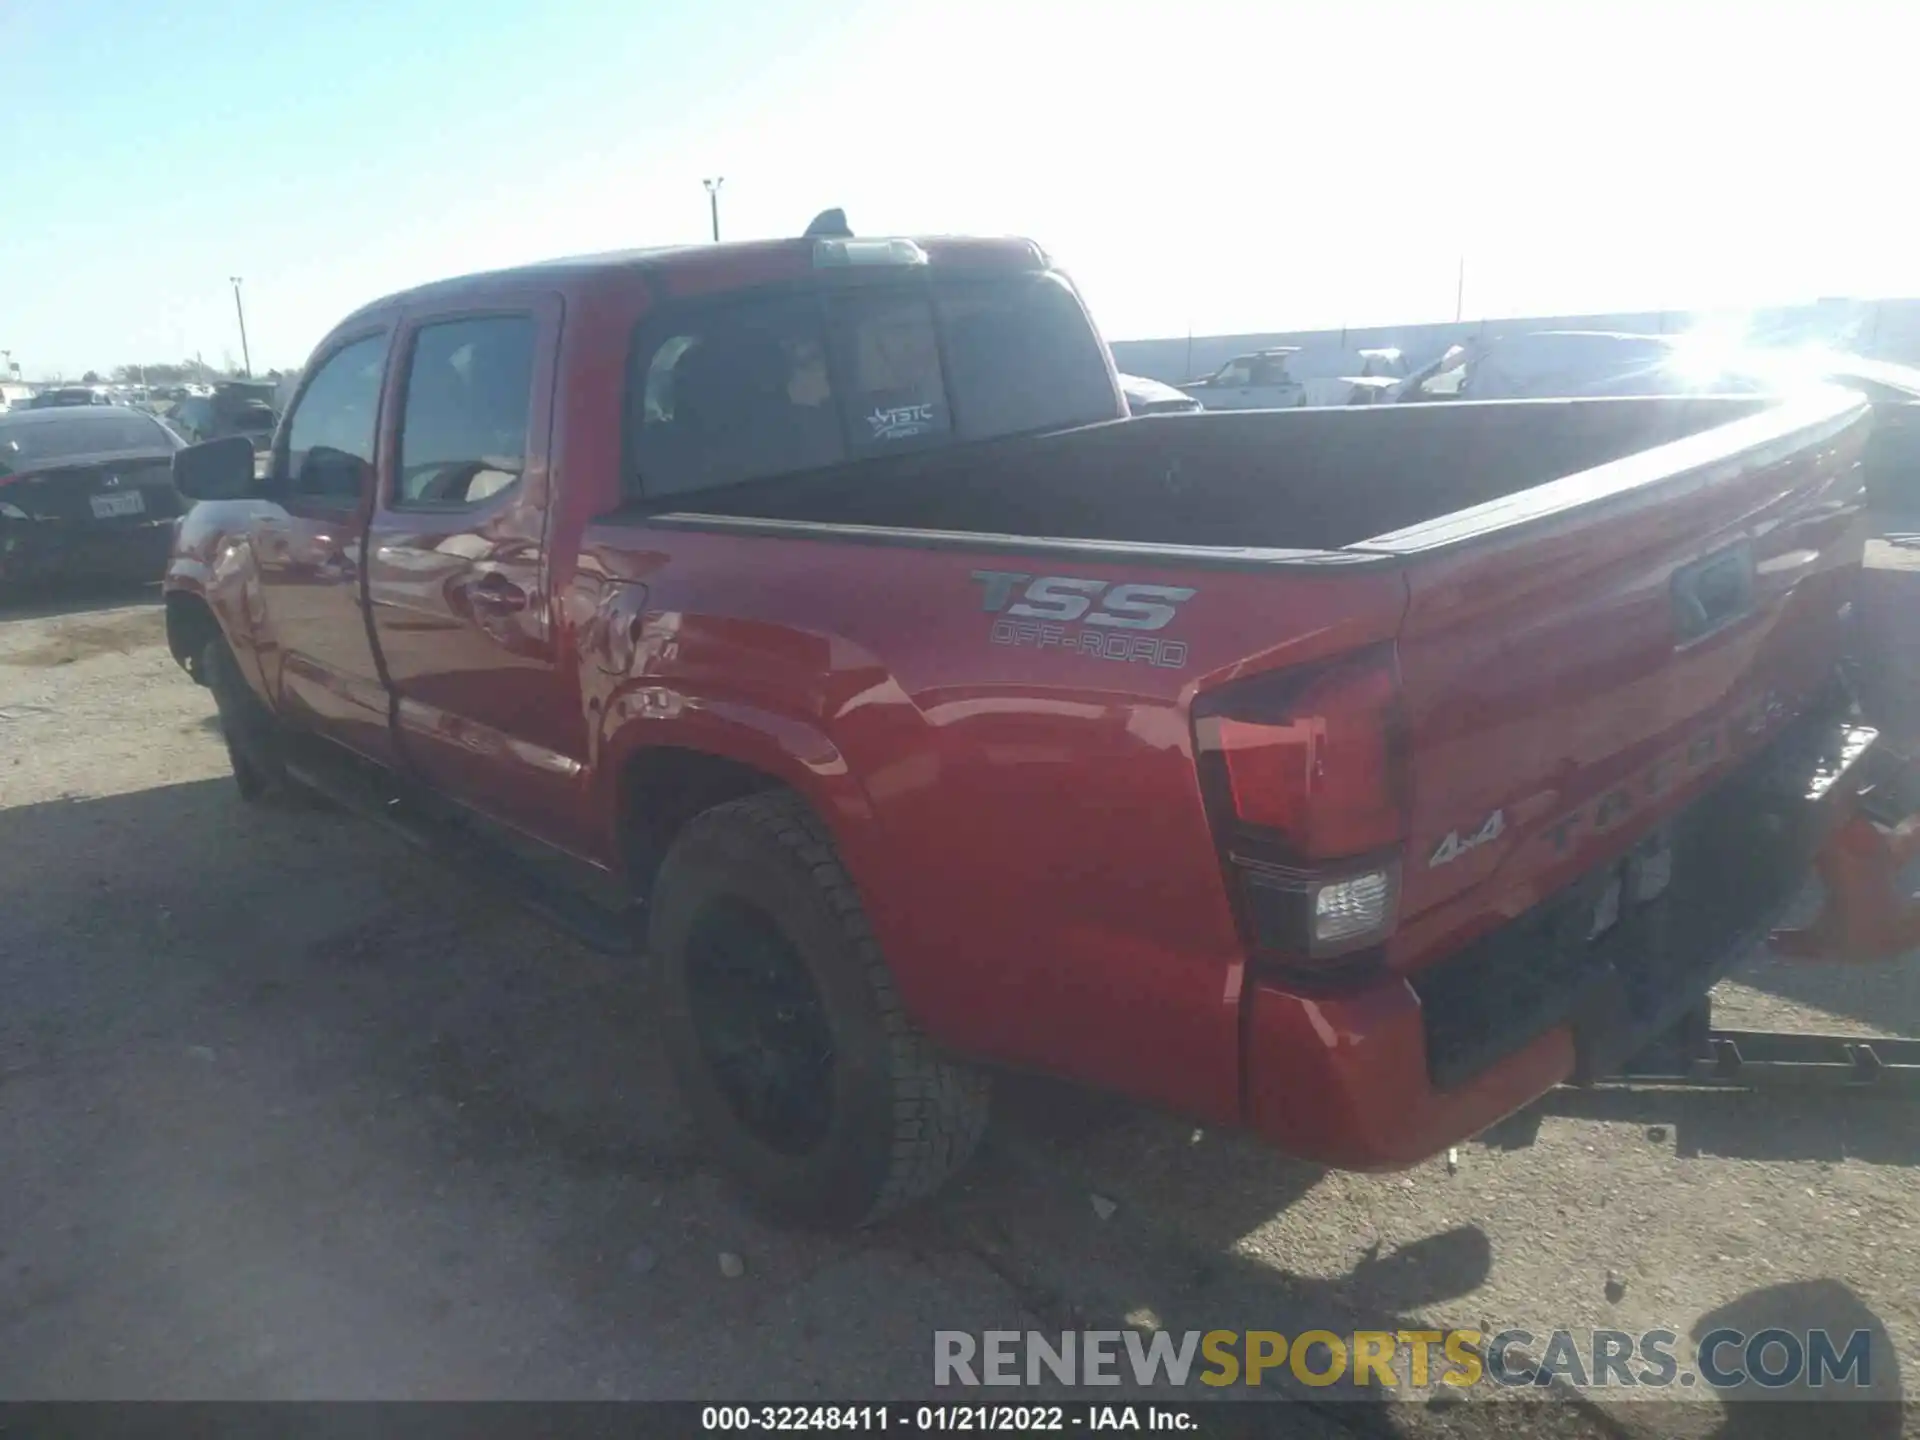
[{"x1": 627, "y1": 271, "x2": 1116, "y2": 501}]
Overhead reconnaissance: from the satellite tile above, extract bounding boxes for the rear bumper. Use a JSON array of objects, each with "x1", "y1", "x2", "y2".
[
  {"x1": 1241, "y1": 706, "x2": 1874, "y2": 1169},
  {"x1": 1244, "y1": 975, "x2": 1574, "y2": 1169},
  {"x1": 0, "y1": 517, "x2": 175, "y2": 586}
]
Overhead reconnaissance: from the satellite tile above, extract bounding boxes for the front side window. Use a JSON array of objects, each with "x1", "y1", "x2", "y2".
[
  {"x1": 285, "y1": 334, "x2": 389, "y2": 501},
  {"x1": 394, "y1": 315, "x2": 536, "y2": 508}
]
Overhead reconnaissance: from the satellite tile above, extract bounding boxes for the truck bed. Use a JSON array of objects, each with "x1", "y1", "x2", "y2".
[
  {"x1": 580, "y1": 386, "x2": 1874, "y2": 1133},
  {"x1": 636, "y1": 393, "x2": 1796, "y2": 556}
]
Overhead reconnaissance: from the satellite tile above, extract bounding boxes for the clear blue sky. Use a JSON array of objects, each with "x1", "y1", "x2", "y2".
[{"x1": 5, "y1": 0, "x2": 1916, "y2": 379}]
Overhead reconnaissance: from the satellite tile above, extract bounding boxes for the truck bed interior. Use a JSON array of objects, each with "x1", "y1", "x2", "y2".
[{"x1": 643, "y1": 395, "x2": 1782, "y2": 553}]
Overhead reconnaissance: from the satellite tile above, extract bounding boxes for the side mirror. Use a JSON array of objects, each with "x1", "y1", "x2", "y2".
[{"x1": 173, "y1": 435, "x2": 259, "y2": 501}]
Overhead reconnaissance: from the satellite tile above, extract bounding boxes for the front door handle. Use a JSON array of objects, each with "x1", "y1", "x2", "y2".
[{"x1": 466, "y1": 572, "x2": 529, "y2": 615}]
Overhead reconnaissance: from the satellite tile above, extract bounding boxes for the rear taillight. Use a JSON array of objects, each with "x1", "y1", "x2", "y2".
[
  {"x1": 1194, "y1": 644, "x2": 1408, "y2": 972},
  {"x1": 0, "y1": 470, "x2": 34, "y2": 520}
]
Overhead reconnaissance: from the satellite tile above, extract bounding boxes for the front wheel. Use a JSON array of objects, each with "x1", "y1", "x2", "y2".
[
  {"x1": 650, "y1": 790, "x2": 990, "y2": 1228},
  {"x1": 202, "y1": 636, "x2": 299, "y2": 804}
]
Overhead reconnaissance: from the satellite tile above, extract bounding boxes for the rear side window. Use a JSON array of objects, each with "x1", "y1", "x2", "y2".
[
  {"x1": 634, "y1": 295, "x2": 841, "y2": 501},
  {"x1": 285, "y1": 334, "x2": 388, "y2": 502},
  {"x1": 394, "y1": 315, "x2": 536, "y2": 508},
  {"x1": 628, "y1": 271, "x2": 1117, "y2": 501}
]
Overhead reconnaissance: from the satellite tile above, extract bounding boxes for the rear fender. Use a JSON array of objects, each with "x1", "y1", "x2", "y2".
[{"x1": 595, "y1": 685, "x2": 885, "y2": 894}]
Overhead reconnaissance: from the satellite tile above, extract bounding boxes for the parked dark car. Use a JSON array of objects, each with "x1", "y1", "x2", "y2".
[
  {"x1": 169, "y1": 381, "x2": 279, "y2": 451},
  {"x1": 0, "y1": 405, "x2": 186, "y2": 586}
]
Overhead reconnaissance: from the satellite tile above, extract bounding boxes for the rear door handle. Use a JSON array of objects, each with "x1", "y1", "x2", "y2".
[{"x1": 467, "y1": 572, "x2": 528, "y2": 614}]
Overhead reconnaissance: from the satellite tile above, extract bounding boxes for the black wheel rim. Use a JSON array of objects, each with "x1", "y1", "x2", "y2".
[{"x1": 684, "y1": 898, "x2": 836, "y2": 1155}]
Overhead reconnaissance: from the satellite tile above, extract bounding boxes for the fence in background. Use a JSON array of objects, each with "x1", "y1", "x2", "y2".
[{"x1": 1109, "y1": 297, "x2": 1920, "y2": 385}]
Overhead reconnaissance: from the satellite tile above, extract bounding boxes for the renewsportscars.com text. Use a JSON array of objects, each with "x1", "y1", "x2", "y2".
[{"x1": 933, "y1": 1327, "x2": 1873, "y2": 1392}]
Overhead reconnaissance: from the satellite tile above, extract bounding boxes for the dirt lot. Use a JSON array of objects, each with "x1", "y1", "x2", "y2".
[{"x1": 1, "y1": 586, "x2": 1915, "y2": 1435}]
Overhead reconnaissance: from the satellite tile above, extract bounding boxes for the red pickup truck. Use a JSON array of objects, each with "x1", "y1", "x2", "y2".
[{"x1": 163, "y1": 220, "x2": 1878, "y2": 1227}]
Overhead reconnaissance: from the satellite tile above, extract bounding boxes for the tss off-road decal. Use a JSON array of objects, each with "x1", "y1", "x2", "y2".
[{"x1": 971, "y1": 570, "x2": 1197, "y2": 669}]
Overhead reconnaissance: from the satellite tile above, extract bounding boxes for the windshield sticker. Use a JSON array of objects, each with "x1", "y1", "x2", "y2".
[{"x1": 867, "y1": 402, "x2": 938, "y2": 441}]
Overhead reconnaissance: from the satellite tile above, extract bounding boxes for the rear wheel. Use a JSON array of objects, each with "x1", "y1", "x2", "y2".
[{"x1": 651, "y1": 790, "x2": 990, "y2": 1227}]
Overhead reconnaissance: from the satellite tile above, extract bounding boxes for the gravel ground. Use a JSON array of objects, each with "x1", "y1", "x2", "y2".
[{"x1": 0, "y1": 584, "x2": 1914, "y2": 1436}]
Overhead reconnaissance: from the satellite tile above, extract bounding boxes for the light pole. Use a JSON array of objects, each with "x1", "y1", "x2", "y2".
[
  {"x1": 229, "y1": 276, "x2": 253, "y2": 377},
  {"x1": 703, "y1": 177, "x2": 724, "y2": 242}
]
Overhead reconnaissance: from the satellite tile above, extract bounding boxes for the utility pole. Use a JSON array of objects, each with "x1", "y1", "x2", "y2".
[
  {"x1": 703, "y1": 177, "x2": 724, "y2": 242},
  {"x1": 1454, "y1": 256, "x2": 1466, "y2": 324},
  {"x1": 229, "y1": 276, "x2": 253, "y2": 377}
]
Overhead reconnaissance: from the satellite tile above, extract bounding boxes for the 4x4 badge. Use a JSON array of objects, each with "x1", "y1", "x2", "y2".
[{"x1": 1429, "y1": 810, "x2": 1505, "y2": 867}]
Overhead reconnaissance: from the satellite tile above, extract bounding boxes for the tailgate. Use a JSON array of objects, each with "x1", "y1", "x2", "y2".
[
  {"x1": 1863, "y1": 397, "x2": 1920, "y2": 513},
  {"x1": 1368, "y1": 388, "x2": 1872, "y2": 967}
]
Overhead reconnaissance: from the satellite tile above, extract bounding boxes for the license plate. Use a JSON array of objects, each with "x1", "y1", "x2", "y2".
[{"x1": 88, "y1": 491, "x2": 146, "y2": 519}]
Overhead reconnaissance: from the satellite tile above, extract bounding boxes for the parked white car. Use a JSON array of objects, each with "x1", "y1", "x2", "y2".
[
  {"x1": 1291, "y1": 347, "x2": 1409, "y2": 407},
  {"x1": 1179, "y1": 346, "x2": 1409, "y2": 409},
  {"x1": 1176, "y1": 349, "x2": 1305, "y2": 409}
]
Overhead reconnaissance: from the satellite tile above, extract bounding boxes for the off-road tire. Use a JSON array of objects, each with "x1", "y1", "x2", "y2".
[
  {"x1": 202, "y1": 636, "x2": 300, "y2": 805},
  {"x1": 651, "y1": 790, "x2": 990, "y2": 1227}
]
